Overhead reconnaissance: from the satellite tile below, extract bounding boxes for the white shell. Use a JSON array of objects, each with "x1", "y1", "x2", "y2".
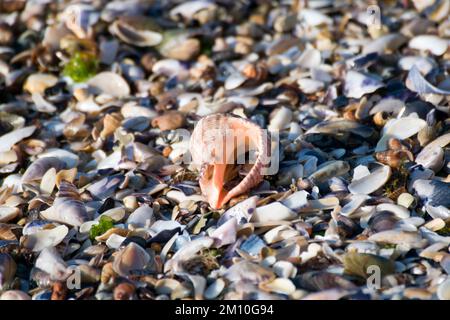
[
  {"x1": 273, "y1": 261, "x2": 297, "y2": 278},
  {"x1": 409, "y1": 35, "x2": 448, "y2": 56},
  {"x1": 348, "y1": 164, "x2": 391, "y2": 195},
  {"x1": 437, "y1": 278, "x2": 450, "y2": 300},
  {"x1": 21, "y1": 225, "x2": 69, "y2": 252},
  {"x1": 105, "y1": 233, "x2": 126, "y2": 249},
  {"x1": 376, "y1": 203, "x2": 410, "y2": 219},
  {"x1": 375, "y1": 117, "x2": 427, "y2": 152},
  {"x1": 0, "y1": 206, "x2": 20, "y2": 223},
  {"x1": 204, "y1": 278, "x2": 225, "y2": 300},
  {"x1": 127, "y1": 204, "x2": 154, "y2": 229},
  {"x1": 218, "y1": 196, "x2": 258, "y2": 226},
  {"x1": 341, "y1": 194, "x2": 370, "y2": 216},
  {"x1": 252, "y1": 202, "x2": 296, "y2": 223},
  {"x1": 260, "y1": 278, "x2": 296, "y2": 295},
  {"x1": 87, "y1": 72, "x2": 130, "y2": 97},
  {"x1": 268, "y1": 106, "x2": 293, "y2": 132},
  {"x1": 0, "y1": 126, "x2": 36, "y2": 153},
  {"x1": 263, "y1": 225, "x2": 298, "y2": 244},
  {"x1": 344, "y1": 71, "x2": 384, "y2": 99},
  {"x1": 210, "y1": 218, "x2": 237, "y2": 247},
  {"x1": 38, "y1": 148, "x2": 79, "y2": 168},
  {"x1": 35, "y1": 247, "x2": 70, "y2": 281},
  {"x1": 281, "y1": 190, "x2": 308, "y2": 211}
]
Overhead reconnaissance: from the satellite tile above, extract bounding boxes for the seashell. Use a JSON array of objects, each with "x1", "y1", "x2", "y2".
[
  {"x1": 210, "y1": 217, "x2": 237, "y2": 247},
  {"x1": 348, "y1": 164, "x2": 391, "y2": 195},
  {"x1": 190, "y1": 114, "x2": 271, "y2": 209},
  {"x1": 268, "y1": 106, "x2": 292, "y2": 132},
  {"x1": 375, "y1": 117, "x2": 427, "y2": 152},
  {"x1": 362, "y1": 33, "x2": 408, "y2": 54},
  {"x1": 113, "y1": 242, "x2": 150, "y2": 277},
  {"x1": 376, "y1": 203, "x2": 410, "y2": 219},
  {"x1": 412, "y1": 179, "x2": 450, "y2": 208},
  {"x1": 0, "y1": 253, "x2": 16, "y2": 289},
  {"x1": 298, "y1": 78, "x2": 324, "y2": 94},
  {"x1": 368, "y1": 211, "x2": 399, "y2": 233},
  {"x1": 22, "y1": 157, "x2": 65, "y2": 184},
  {"x1": 423, "y1": 218, "x2": 446, "y2": 232},
  {"x1": 343, "y1": 252, "x2": 395, "y2": 279},
  {"x1": 0, "y1": 125, "x2": 36, "y2": 153},
  {"x1": 106, "y1": 233, "x2": 126, "y2": 249},
  {"x1": 21, "y1": 225, "x2": 68, "y2": 252},
  {"x1": 155, "y1": 278, "x2": 182, "y2": 295},
  {"x1": 204, "y1": 278, "x2": 225, "y2": 300},
  {"x1": 35, "y1": 247, "x2": 70, "y2": 281},
  {"x1": 157, "y1": 30, "x2": 200, "y2": 61},
  {"x1": 0, "y1": 206, "x2": 20, "y2": 223},
  {"x1": 437, "y1": 278, "x2": 450, "y2": 300},
  {"x1": 62, "y1": 4, "x2": 99, "y2": 39},
  {"x1": 305, "y1": 120, "x2": 375, "y2": 138},
  {"x1": 217, "y1": 196, "x2": 258, "y2": 226},
  {"x1": 259, "y1": 278, "x2": 296, "y2": 296},
  {"x1": 309, "y1": 161, "x2": 350, "y2": 185},
  {"x1": 398, "y1": 56, "x2": 436, "y2": 75},
  {"x1": 281, "y1": 190, "x2": 308, "y2": 212},
  {"x1": 98, "y1": 207, "x2": 126, "y2": 223},
  {"x1": 23, "y1": 73, "x2": 58, "y2": 94},
  {"x1": 273, "y1": 261, "x2": 297, "y2": 279},
  {"x1": 40, "y1": 181, "x2": 88, "y2": 227},
  {"x1": 151, "y1": 111, "x2": 186, "y2": 131},
  {"x1": 406, "y1": 65, "x2": 450, "y2": 95},
  {"x1": 263, "y1": 225, "x2": 298, "y2": 244},
  {"x1": 375, "y1": 149, "x2": 413, "y2": 168},
  {"x1": 368, "y1": 230, "x2": 425, "y2": 248},
  {"x1": 340, "y1": 194, "x2": 369, "y2": 217},
  {"x1": 95, "y1": 228, "x2": 129, "y2": 242},
  {"x1": 164, "y1": 237, "x2": 214, "y2": 273},
  {"x1": 87, "y1": 72, "x2": 130, "y2": 97},
  {"x1": 31, "y1": 93, "x2": 57, "y2": 113},
  {"x1": 109, "y1": 16, "x2": 163, "y2": 47},
  {"x1": 294, "y1": 271, "x2": 357, "y2": 291},
  {"x1": 0, "y1": 290, "x2": 31, "y2": 300},
  {"x1": 297, "y1": 48, "x2": 321, "y2": 69},
  {"x1": 298, "y1": 9, "x2": 332, "y2": 26},
  {"x1": 416, "y1": 133, "x2": 450, "y2": 170},
  {"x1": 344, "y1": 71, "x2": 384, "y2": 99},
  {"x1": 113, "y1": 282, "x2": 135, "y2": 300},
  {"x1": 169, "y1": 0, "x2": 217, "y2": 22},
  {"x1": 409, "y1": 35, "x2": 448, "y2": 56},
  {"x1": 127, "y1": 205, "x2": 154, "y2": 229},
  {"x1": 251, "y1": 202, "x2": 296, "y2": 223}
]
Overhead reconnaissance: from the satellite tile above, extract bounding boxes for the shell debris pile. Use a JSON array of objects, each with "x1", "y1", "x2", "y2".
[{"x1": 0, "y1": 0, "x2": 449, "y2": 300}]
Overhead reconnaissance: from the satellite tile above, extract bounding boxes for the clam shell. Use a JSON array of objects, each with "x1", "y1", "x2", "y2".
[
  {"x1": 113, "y1": 242, "x2": 150, "y2": 276},
  {"x1": 343, "y1": 252, "x2": 395, "y2": 279},
  {"x1": 87, "y1": 72, "x2": 130, "y2": 97},
  {"x1": 109, "y1": 17, "x2": 162, "y2": 47},
  {"x1": 0, "y1": 253, "x2": 16, "y2": 289},
  {"x1": 251, "y1": 202, "x2": 296, "y2": 223},
  {"x1": 204, "y1": 278, "x2": 225, "y2": 300},
  {"x1": 35, "y1": 247, "x2": 70, "y2": 281},
  {"x1": 409, "y1": 35, "x2": 448, "y2": 56},
  {"x1": 348, "y1": 164, "x2": 391, "y2": 195},
  {"x1": 376, "y1": 117, "x2": 427, "y2": 152},
  {"x1": 259, "y1": 278, "x2": 296, "y2": 295},
  {"x1": 0, "y1": 290, "x2": 31, "y2": 300},
  {"x1": 127, "y1": 205, "x2": 154, "y2": 229},
  {"x1": 437, "y1": 278, "x2": 450, "y2": 300},
  {"x1": 344, "y1": 71, "x2": 384, "y2": 99},
  {"x1": 0, "y1": 125, "x2": 36, "y2": 153},
  {"x1": 0, "y1": 206, "x2": 20, "y2": 223},
  {"x1": 21, "y1": 225, "x2": 69, "y2": 252}
]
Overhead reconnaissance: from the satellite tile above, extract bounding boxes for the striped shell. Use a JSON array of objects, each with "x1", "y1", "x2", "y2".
[{"x1": 189, "y1": 114, "x2": 270, "y2": 208}]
